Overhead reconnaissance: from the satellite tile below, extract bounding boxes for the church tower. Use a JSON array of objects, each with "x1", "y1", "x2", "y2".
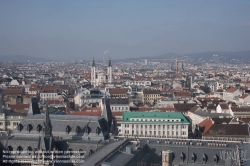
[
  {"x1": 91, "y1": 57, "x2": 96, "y2": 87},
  {"x1": 107, "y1": 57, "x2": 112, "y2": 84}
]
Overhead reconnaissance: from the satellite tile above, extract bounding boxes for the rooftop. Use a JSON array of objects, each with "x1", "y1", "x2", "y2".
[{"x1": 122, "y1": 112, "x2": 189, "y2": 123}]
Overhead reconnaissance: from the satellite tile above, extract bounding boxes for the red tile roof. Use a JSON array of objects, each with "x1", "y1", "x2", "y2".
[
  {"x1": 226, "y1": 87, "x2": 238, "y2": 93},
  {"x1": 66, "y1": 111, "x2": 101, "y2": 116},
  {"x1": 239, "y1": 94, "x2": 249, "y2": 99},
  {"x1": 219, "y1": 103, "x2": 229, "y2": 109},
  {"x1": 8, "y1": 104, "x2": 29, "y2": 110},
  {"x1": 199, "y1": 118, "x2": 213, "y2": 135},
  {"x1": 112, "y1": 112, "x2": 123, "y2": 117},
  {"x1": 109, "y1": 88, "x2": 127, "y2": 94}
]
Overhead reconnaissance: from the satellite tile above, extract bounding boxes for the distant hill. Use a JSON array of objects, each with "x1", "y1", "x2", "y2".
[
  {"x1": 0, "y1": 55, "x2": 55, "y2": 62},
  {"x1": 185, "y1": 51, "x2": 250, "y2": 61}
]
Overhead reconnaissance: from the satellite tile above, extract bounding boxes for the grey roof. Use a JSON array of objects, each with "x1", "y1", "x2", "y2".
[
  {"x1": 80, "y1": 139, "x2": 128, "y2": 166},
  {"x1": 193, "y1": 109, "x2": 232, "y2": 118},
  {"x1": 94, "y1": 138, "x2": 246, "y2": 166},
  {"x1": 109, "y1": 98, "x2": 129, "y2": 105},
  {"x1": 13, "y1": 114, "x2": 109, "y2": 140}
]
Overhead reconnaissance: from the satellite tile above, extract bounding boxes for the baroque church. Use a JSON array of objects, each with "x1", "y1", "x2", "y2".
[{"x1": 91, "y1": 57, "x2": 112, "y2": 87}]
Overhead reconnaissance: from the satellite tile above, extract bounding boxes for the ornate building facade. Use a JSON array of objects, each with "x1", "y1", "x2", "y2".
[{"x1": 91, "y1": 57, "x2": 112, "y2": 87}]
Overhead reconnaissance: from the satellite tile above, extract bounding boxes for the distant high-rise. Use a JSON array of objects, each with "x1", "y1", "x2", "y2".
[{"x1": 145, "y1": 59, "x2": 148, "y2": 65}]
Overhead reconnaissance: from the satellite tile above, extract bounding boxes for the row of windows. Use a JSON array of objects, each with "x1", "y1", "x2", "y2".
[
  {"x1": 111, "y1": 106, "x2": 129, "y2": 110},
  {"x1": 125, "y1": 124, "x2": 186, "y2": 129},
  {"x1": 130, "y1": 119, "x2": 181, "y2": 122},
  {"x1": 40, "y1": 93, "x2": 57, "y2": 97},
  {"x1": 125, "y1": 130, "x2": 187, "y2": 136},
  {"x1": 144, "y1": 95, "x2": 160, "y2": 97},
  {"x1": 127, "y1": 82, "x2": 151, "y2": 85},
  {"x1": 0, "y1": 122, "x2": 19, "y2": 126}
]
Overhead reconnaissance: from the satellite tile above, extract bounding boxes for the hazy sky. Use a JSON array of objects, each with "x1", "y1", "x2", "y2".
[{"x1": 0, "y1": 0, "x2": 250, "y2": 61}]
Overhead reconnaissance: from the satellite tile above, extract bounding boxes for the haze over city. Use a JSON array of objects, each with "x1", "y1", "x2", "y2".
[{"x1": 1, "y1": 0, "x2": 250, "y2": 61}]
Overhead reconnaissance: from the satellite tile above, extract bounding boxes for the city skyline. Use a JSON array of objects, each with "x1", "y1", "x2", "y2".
[{"x1": 1, "y1": 0, "x2": 250, "y2": 61}]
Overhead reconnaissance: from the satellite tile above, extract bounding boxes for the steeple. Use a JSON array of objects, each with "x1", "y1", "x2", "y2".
[
  {"x1": 92, "y1": 57, "x2": 96, "y2": 67},
  {"x1": 45, "y1": 103, "x2": 50, "y2": 125},
  {"x1": 44, "y1": 102, "x2": 52, "y2": 138},
  {"x1": 108, "y1": 57, "x2": 112, "y2": 67}
]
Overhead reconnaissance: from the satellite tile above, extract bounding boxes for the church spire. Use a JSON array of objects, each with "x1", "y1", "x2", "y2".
[
  {"x1": 92, "y1": 57, "x2": 96, "y2": 67},
  {"x1": 45, "y1": 103, "x2": 50, "y2": 126},
  {"x1": 108, "y1": 57, "x2": 112, "y2": 67}
]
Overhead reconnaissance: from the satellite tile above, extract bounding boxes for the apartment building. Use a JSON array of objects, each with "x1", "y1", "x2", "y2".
[{"x1": 142, "y1": 89, "x2": 161, "y2": 104}]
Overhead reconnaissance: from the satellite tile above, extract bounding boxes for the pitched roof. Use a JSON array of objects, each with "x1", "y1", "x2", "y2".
[
  {"x1": 8, "y1": 104, "x2": 29, "y2": 110},
  {"x1": 231, "y1": 107, "x2": 250, "y2": 112},
  {"x1": 219, "y1": 103, "x2": 229, "y2": 109},
  {"x1": 204, "y1": 124, "x2": 249, "y2": 137},
  {"x1": 226, "y1": 87, "x2": 238, "y2": 93},
  {"x1": 143, "y1": 89, "x2": 161, "y2": 94},
  {"x1": 109, "y1": 88, "x2": 127, "y2": 94},
  {"x1": 112, "y1": 112, "x2": 123, "y2": 117},
  {"x1": 174, "y1": 91, "x2": 191, "y2": 97},
  {"x1": 199, "y1": 118, "x2": 213, "y2": 135},
  {"x1": 109, "y1": 98, "x2": 129, "y2": 105},
  {"x1": 2, "y1": 89, "x2": 23, "y2": 95},
  {"x1": 240, "y1": 94, "x2": 249, "y2": 99}
]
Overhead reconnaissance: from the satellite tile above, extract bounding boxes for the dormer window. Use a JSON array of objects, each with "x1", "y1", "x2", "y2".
[
  {"x1": 214, "y1": 155, "x2": 218, "y2": 163},
  {"x1": 203, "y1": 154, "x2": 207, "y2": 162},
  {"x1": 85, "y1": 127, "x2": 89, "y2": 134},
  {"x1": 37, "y1": 124, "x2": 41, "y2": 132},
  {"x1": 76, "y1": 126, "x2": 80, "y2": 134},
  {"x1": 96, "y1": 127, "x2": 100, "y2": 135},
  {"x1": 192, "y1": 153, "x2": 196, "y2": 162},
  {"x1": 66, "y1": 125, "x2": 70, "y2": 134},
  {"x1": 18, "y1": 124, "x2": 23, "y2": 132}
]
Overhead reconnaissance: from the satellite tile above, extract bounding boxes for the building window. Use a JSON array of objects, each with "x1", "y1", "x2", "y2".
[
  {"x1": 176, "y1": 125, "x2": 178, "y2": 129},
  {"x1": 172, "y1": 131, "x2": 174, "y2": 136},
  {"x1": 167, "y1": 125, "x2": 169, "y2": 129},
  {"x1": 176, "y1": 131, "x2": 178, "y2": 136},
  {"x1": 163, "y1": 131, "x2": 165, "y2": 135},
  {"x1": 158, "y1": 125, "x2": 161, "y2": 129},
  {"x1": 172, "y1": 125, "x2": 174, "y2": 130}
]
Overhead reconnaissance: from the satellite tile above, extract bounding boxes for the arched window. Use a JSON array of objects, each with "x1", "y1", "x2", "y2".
[{"x1": 18, "y1": 124, "x2": 23, "y2": 132}]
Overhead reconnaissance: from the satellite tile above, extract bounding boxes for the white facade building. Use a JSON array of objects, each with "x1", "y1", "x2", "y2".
[{"x1": 120, "y1": 112, "x2": 189, "y2": 138}]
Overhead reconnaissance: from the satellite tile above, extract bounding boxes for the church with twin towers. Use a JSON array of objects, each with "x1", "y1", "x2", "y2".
[{"x1": 91, "y1": 57, "x2": 112, "y2": 87}]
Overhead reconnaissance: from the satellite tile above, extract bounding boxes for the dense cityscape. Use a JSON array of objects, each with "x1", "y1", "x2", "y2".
[
  {"x1": 1, "y1": 0, "x2": 250, "y2": 166},
  {"x1": 0, "y1": 54, "x2": 249, "y2": 165}
]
